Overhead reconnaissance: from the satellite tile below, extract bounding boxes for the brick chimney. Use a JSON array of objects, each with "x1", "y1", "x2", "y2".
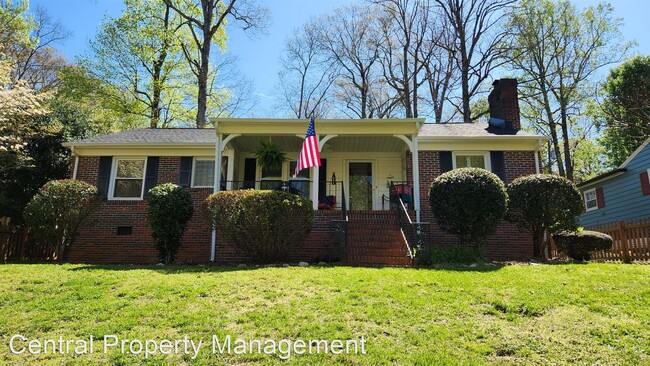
[{"x1": 488, "y1": 78, "x2": 520, "y2": 131}]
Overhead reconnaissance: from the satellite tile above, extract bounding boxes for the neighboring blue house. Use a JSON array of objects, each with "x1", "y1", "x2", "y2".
[{"x1": 578, "y1": 140, "x2": 650, "y2": 227}]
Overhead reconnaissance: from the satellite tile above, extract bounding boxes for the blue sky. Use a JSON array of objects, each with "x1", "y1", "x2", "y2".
[{"x1": 29, "y1": 0, "x2": 650, "y2": 117}]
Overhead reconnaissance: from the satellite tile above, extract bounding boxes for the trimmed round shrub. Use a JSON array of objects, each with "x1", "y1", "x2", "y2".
[
  {"x1": 147, "y1": 183, "x2": 193, "y2": 264},
  {"x1": 553, "y1": 230, "x2": 613, "y2": 261},
  {"x1": 507, "y1": 174, "x2": 583, "y2": 257},
  {"x1": 428, "y1": 168, "x2": 508, "y2": 247},
  {"x1": 203, "y1": 190, "x2": 313, "y2": 263},
  {"x1": 24, "y1": 179, "x2": 100, "y2": 261}
]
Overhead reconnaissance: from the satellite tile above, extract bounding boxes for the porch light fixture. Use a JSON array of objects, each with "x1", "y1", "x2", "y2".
[{"x1": 331, "y1": 172, "x2": 336, "y2": 185}]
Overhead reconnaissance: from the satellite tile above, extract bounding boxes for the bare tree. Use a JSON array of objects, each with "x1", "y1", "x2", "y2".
[
  {"x1": 9, "y1": 5, "x2": 70, "y2": 90},
  {"x1": 165, "y1": 0, "x2": 268, "y2": 127},
  {"x1": 421, "y1": 6, "x2": 458, "y2": 123},
  {"x1": 277, "y1": 21, "x2": 337, "y2": 119},
  {"x1": 319, "y1": 5, "x2": 386, "y2": 119},
  {"x1": 434, "y1": 0, "x2": 516, "y2": 122},
  {"x1": 374, "y1": 0, "x2": 431, "y2": 118}
]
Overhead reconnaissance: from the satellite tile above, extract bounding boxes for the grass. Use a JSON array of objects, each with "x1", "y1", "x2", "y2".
[{"x1": 0, "y1": 263, "x2": 648, "y2": 365}]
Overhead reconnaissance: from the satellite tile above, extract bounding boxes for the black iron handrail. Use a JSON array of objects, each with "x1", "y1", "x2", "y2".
[{"x1": 389, "y1": 181, "x2": 431, "y2": 262}]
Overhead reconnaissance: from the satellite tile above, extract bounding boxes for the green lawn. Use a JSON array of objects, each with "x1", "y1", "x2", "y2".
[{"x1": 0, "y1": 263, "x2": 648, "y2": 365}]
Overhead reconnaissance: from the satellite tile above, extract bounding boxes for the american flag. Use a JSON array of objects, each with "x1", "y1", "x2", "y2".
[{"x1": 294, "y1": 116, "x2": 321, "y2": 177}]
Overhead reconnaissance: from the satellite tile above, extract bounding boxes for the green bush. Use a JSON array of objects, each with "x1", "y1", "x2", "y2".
[
  {"x1": 553, "y1": 230, "x2": 613, "y2": 261},
  {"x1": 147, "y1": 183, "x2": 193, "y2": 264},
  {"x1": 23, "y1": 179, "x2": 100, "y2": 261},
  {"x1": 430, "y1": 246, "x2": 486, "y2": 265},
  {"x1": 507, "y1": 174, "x2": 583, "y2": 257},
  {"x1": 429, "y1": 168, "x2": 508, "y2": 248},
  {"x1": 203, "y1": 190, "x2": 313, "y2": 263}
]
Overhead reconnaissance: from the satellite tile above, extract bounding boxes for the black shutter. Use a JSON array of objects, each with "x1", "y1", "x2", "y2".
[
  {"x1": 97, "y1": 156, "x2": 113, "y2": 199},
  {"x1": 179, "y1": 157, "x2": 193, "y2": 187},
  {"x1": 490, "y1": 151, "x2": 506, "y2": 181},
  {"x1": 143, "y1": 157, "x2": 159, "y2": 197},
  {"x1": 439, "y1": 151, "x2": 453, "y2": 173},
  {"x1": 318, "y1": 159, "x2": 327, "y2": 200}
]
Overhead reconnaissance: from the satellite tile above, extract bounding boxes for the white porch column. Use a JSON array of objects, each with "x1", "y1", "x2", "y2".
[
  {"x1": 412, "y1": 135, "x2": 421, "y2": 223},
  {"x1": 211, "y1": 133, "x2": 223, "y2": 263},
  {"x1": 214, "y1": 134, "x2": 223, "y2": 193}
]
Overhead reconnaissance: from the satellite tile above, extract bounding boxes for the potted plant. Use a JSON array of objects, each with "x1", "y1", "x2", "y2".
[{"x1": 254, "y1": 140, "x2": 287, "y2": 189}]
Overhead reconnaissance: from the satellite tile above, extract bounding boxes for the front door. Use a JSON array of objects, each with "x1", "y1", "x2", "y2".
[{"x1": 348, "y1": 162, "x2": 373, "y2": 210}]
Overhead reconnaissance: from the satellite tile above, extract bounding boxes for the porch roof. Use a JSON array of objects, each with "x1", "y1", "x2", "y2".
[{"x1": 213, "y1": 118, "x2": 424, "y2": 136}]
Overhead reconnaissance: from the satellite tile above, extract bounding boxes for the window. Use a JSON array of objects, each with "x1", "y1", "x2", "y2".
[
  {"x1": 261, "y1": 165, "x2": 282, "y2": 179},
  {"x1": 260, "y1": 162, "x2": 283, "y2": 190},
  {"x1": 192, "y1": 157, "x2": 229, "y2": 188},
  {"x1": 193, "y1": 159, "x2": 215, "y2": 187},
  {"x1": 111, "y1": 158, "x2": 146, "y2": 199},
  {"x1": 584, "y1": 188, "x2": 598, "y2": 212},
  {"x1": 453, "y1": 153, "x2": 489, "y2": 170},
  {"x1": 289, "y1": 161, "x2": 310, "y2": 179},
  {"x1": 289, "y1": 161, "x2": 310, "y2": 199}
]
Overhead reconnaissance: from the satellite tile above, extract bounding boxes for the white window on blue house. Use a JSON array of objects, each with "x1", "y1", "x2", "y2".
[{"x1": 584, "y1": 188, "x2": 598, "y2": 212}]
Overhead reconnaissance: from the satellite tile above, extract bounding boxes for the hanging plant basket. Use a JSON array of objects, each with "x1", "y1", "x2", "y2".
[{"x1": 254, "y1": 140, "x2": 288, "y2": 172}]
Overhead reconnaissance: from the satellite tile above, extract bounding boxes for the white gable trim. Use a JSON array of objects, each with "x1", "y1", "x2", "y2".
[{"x1": 619, "y1": 140, "x2": 650, "y2": 168}]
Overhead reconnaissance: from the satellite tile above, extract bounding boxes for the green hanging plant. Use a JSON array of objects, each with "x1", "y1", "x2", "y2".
[{"x1": 254, "y1": 140, "x2": 287, "y2": 171}]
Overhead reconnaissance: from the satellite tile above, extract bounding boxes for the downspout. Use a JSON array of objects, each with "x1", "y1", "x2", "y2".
[
  {"x1": 71, "y1": 146, "x2": 79, "y2": 179},
  {"x1": 535, "y1": 139, "x2": 542, "y2": 174},
  {"x1": 211, "y1": 130, "x2": 223, "y2": 263}
]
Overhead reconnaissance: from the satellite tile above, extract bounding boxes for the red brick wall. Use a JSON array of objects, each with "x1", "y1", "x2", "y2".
[
  {"x1": 214, "y1": 211, "x2": 340, "y2": 265},
  {"x1": 407, "y1": 150, "x2": 538, "y2": 260},
  {"x1": 69, "y1": 156, "x2": 339, "y2": 265}
]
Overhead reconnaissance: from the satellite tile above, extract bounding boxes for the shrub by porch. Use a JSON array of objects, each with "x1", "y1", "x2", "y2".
[{"x1": 204, "y1": 190, "x2": 314, "y2": 264}]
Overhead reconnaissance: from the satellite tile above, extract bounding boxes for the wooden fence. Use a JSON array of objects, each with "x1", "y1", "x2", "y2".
[
  {"x1": 0, "y1": 220, "x2": 53, "y2": 261},
  {"x1": 550, "y1": 219, "x2": 650, "y2": 263}
]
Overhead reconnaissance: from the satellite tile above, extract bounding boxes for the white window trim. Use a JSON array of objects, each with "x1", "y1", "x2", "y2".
[
  {"x1": 452, "y1": 151, "x2": 491, "y2": 171},
  {"x1": 191, "y1": 157, "x2": 215, "y2": 188},
  {"x1": 584, "y1": 188, "x2": 598, "y2": 212},
  {"x1": 108, "y1": 157, "x2": 147, "y2": 201},
  {"x1": 289, "y1": 160, "x2": 311, "y2": 181}
]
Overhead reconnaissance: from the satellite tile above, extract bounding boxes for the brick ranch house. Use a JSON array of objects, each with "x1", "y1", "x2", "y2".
[{"x1": 64, "y1": 79, "x2": 548, "y2": 265}]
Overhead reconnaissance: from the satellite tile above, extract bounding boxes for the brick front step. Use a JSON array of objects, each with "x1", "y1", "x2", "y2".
[
  {"x1": 346, "y1": 248, "x2": 409, "y2": 257},
  {"x1": 343, "y1": 210, "x2": 413, "y2": 267},
  {"x1": 343, "y1": 255, "x2": 413, "y2": 267},
  {"x1": 347, "y1": 234, "x2": 404, "y2": 242}
]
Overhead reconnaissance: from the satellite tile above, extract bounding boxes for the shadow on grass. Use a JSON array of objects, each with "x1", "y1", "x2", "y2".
[
  {"x1": 67, "y1": 264, "x2": 288, "y2": 274},
  {"x1": 65, "y1": 262, "x2": 510, "y2": 274},
  {"x1": 425, "y1": 263, "x2": 505, "y2": 272}
]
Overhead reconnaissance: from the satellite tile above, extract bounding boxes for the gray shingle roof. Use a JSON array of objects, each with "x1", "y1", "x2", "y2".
[
  {"x1": 67, "y1": 123, "x2": 542, "y2": 146},
  {"x1": 69, "y1": 128, "x2": 216, "y2": 145},
  {"x1": 418, "y1": 123, "x2": 539, "y2": 137}
]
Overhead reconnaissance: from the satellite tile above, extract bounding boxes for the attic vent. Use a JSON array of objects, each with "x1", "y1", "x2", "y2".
[{"x1": 117, "y1": 226, "x2": 132, "y2": 236}]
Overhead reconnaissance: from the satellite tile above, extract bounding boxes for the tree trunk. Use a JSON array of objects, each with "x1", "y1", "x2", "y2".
[
  {"x1": 560, "y1": 105, "x2": 573, "y2": 181},
  {"x1": 196, "y1": 1, "x2": 214, "y2": 128},
  {"x1": 540, "y1": 82, "x2": 565, "y2": 176},
  {"x1": 150, "y1": 5, "x2": 172, "y2": 128},
  {"x1": 532, "y1": 229, "x2": 545, "y2": 258}
]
